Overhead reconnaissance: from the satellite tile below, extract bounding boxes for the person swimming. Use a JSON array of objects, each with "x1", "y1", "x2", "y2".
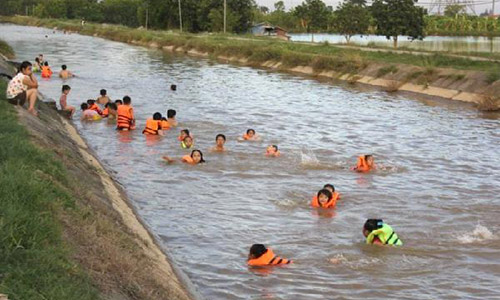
[
  {"x1": 162, "y1": 149, "x2": 205, "y2": 165},
  {"x1": 143, "y1": 112, "x2": 165, "y2": 136},
  {"x1": 97, "y1": 89, "x2": 110, "y2": 105},
  {"x1": 178, "y1": 129, "x2": 192, "y2": 141},
  {"x1": 58, "y1": 64, "x2": 74, "y2": 79},
  {"x1": 181, "y1": 136, "x2": 194, "y2": 149},
  {"x1": 247, "y1": 244, "x2": 292, "y2": 266},
  {"x1": 311, "y1": 184, "x2": 340, "y2": 209},
  {"x1": 211, "y1": 134, "x2": 227, "y2": 152},
  {"x1": 353, "y1": 154, "x2": 376, "y2": 173},
  {"x1": 41, "y1": 61, "x2": 53, "y2": 78},
  {"x1": 242, "y1": 129, "x2": 259, "y2": 141},
  {"x1": 265, "y1": 145, "x2": 280, "y2": 157},
  {"x1": 80, "y1": 103, "x2": 101, "y2": 121},
  {"x1": 363, "y1": 219, "x2": 402, "y2": 246}
]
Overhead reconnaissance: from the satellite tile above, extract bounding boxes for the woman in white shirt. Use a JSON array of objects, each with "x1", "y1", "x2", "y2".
[{"x1": 7, "y1": 61, "x2": 39, "y2": 116}]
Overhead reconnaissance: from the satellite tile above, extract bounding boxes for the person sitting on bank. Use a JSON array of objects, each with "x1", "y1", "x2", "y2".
[
  {"x1": 247, "y1": 244, "x2": 292, "y2": 266},
  {"x1": 59, "y1": 85, "x2": 75, "y2": 118},
  {"x1": 58, "y1": 64, "x2": 74, "y2": 79},
  {"x1": 6, "y1": 61, "x2": 39, "y2": 116},
  {"x1": 363, "y1": 219, "x2": 403, "y2": 246}
]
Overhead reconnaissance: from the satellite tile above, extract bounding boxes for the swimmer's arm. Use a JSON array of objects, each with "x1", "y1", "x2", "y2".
[
  {"x1": 162, "y1": 156, "x2": 175, "y2": 163},
  {"x1": 158, "y1": 129, "x2": 165, "y2": 136}
]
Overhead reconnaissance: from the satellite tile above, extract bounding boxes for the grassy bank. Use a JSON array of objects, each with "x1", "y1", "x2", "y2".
[
  {"x1": 0, "y1": 40, "x2": 14, "y2": 58},
  {"x1": 1, "y1": 16, "x2": 499, "y2": 75},
  {"x1": 0, "y1": 80, "x2": 98, "y2": 299}
]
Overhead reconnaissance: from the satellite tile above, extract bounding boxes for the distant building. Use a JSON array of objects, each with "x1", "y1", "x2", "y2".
[{"x1": 250, "y1": 23, "x2": 290, "y2": 41}]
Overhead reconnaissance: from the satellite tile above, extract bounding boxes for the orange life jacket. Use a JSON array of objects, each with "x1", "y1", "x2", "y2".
[
  {"x1": 311, "y1": 192, "x2": 340, "y2": 208},
  {"x1": 89, "y1": 103, "x2": 102, "y2": 115},
  {"x1": 41, "y1": 66, "x2": 52, "y2": 78},
  {"x1": 181, "y1": 155, "x2": 195, "y2": 164},
  {"x1": 161, "y1": 120, "x2": 171, "y2": 130},
  {"x1": 248, "y1": 248, "x2": 292, "y2": 266},
  {"x1": 243, "y1": 134, "x2": 251, "y2": 140},
  {"x1": 355, "y1": 156, "x2": 372, "y2": 173},
  {"x1": 117, "y1": 105, "x2": 135, "y2": 130},
  {"x1": 102, "y1": 107, "x2": 109, "y2": 117},
  {"x1": 142, "y1": 118, "x2": 162, "y2": 135}
]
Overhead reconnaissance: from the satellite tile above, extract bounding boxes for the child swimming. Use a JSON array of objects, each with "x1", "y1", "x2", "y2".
[
  {"x1": 247, "y1": 244, "x2": 292, "y2": 266},
  {"x1": 242, "y1": 129, "x2": 260, "y2": 141},
  {"x1": 166, "y1": 109, "x2": 178, "y2": 127},
  {"x1": 97, "y1": 89, "x2": 110, "y2": 105},
  {"x1": 311, "y1": 184, "x2": 340, "y2": 208},
  {"x1": 265, "y1": 145, "x2": 280, "y2": 157},
  {"x1": 143, "y1": 112, "x2": 165, "y2": 136},
  {"x1": 363, "y1": 219, "x2": 402, "y2": 246},
  {"x1": 41, "y1": 61, "x2": 52, "y2": 78},
  {"x1": 211, "y1": 134, "x2": 227, "y2": 152},
  {"x1": 80, "y1": 103, "x2": 101, "y2": 121},
  {"x1": 87, "y1": 99, "x2": 103, "y2": 115},
  {"x1": 181, "y1": 136, "x2": 194, "y2": 149},
  {"x1": 353, "y1": 155, "x2": 376, "y2": 173},
  {"x1": 58, "y1": 64, "x2": 74, "y2": 79},
  {"x1": 177, "y1": 129, "x2": 192, "y2": 141},
  {"x1": 163, "y1": 149, "x2": 205, "y2": 165}
]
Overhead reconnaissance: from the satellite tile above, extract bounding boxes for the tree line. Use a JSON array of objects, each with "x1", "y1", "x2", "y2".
[{"x1": 2, "y1": 0, "x2": 500, "y2": 47}]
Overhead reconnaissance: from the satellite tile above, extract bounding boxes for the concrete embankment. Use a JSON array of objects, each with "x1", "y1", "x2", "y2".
[{"x1": 0, "y1": 57, "x2": 198, "y2": 300}]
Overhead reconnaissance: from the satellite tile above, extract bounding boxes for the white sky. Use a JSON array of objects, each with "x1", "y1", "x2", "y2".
[{"x1": 254, "y1": 0, "x2": 498, "y2": 15}]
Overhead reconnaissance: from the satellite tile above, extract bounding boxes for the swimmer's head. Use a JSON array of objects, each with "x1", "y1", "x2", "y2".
[
  {"x1": 170, "y1": 84, "x2": 177, "y2": 91},
  {"x1": 246, "y1": 129, "x2": 255, "y2": 137},
  {"x1": 153, "y1": 112, "x2": 162, "y2": 120},
  {"x1": 183, "y1": 136, "x2": 193, "y2": 148},
  {"x1": 248, "y1": 244, "x2": 267, "y2": 260},
  {"x1": 44, "y1": 61, "x2": 49, "y2": 66},
  {"x1": 216, "y1": 134, "x2": 226, "y2": 146},
  {"x1": 323, "y1": 184, "x2": 335, "y2": 193},
  {"x1": 80, "y1": 103, "x2": 88, "y2": 110},
  {"x1": 114, "y1": 99, "x2": 123, "y2": 105},
  {"x1": 62, "y1": 85, "x2": 71, "y2": 93},
  {"x1": 317, "y1": 189, "x2": 332, "y2": 206},
  {"x1": 167, "y1": 109, "x2": 176, "y2": 118},
  {"x1": 365, "y1": 155, "x2": 374, "y2": 166},
  {"x1": 61, "y1": 64, "x2": 67, "y2": 70},
  {"x1": 363, "y1": 219, "x2": 383, "y2": 237},
  {"x1": 191, "y1": 149, "x2": 205, "y2": 164},
  {"x1": 180, "y1": 129, "x2": 190, "y2": 139},
  {"x1": 123, "y1": 96, "x2": 131, "y2": 105},
  {"x1": 35, "y1": 57, "x2": 40, "y2": 63},
  {"x1": 86, "y1": 99, "x2": 95, "y2": 105},
  {"x1": 100, "y1": 89, "x2": 107, "y2": 96}
]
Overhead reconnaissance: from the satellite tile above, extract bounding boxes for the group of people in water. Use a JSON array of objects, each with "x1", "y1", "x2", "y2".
[{"x1": 5, "y1": 56, "x2": 402, "y2": 269}]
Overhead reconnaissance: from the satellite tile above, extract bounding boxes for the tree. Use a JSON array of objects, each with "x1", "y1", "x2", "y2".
[
  {"x1": 274, "y1": 1, "x2": 285, "y2": 12},
  {"x1": 444, "y1": 4, "x2": 465, "y2": 17},
  {"x1": 371, "y1": 0, "x2": 426, "y2": 48},
  {"x1": 259, "y1": 6, "x2": 269, "y2": 14},
  {"x1": 334, "y1": 1, "x2": 370, "y2": 43},
  {"x1": 293, "y1": 0, "x2": 329, "y2": 33}
]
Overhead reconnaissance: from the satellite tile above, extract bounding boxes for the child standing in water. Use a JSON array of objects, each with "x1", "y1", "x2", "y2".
[
  {"x1": 247, "y1": 244, "x2": 292, "y2": 266},
  {"x1": 211, "y1": 134, "x2": 227, "y2": 152},
  {"x1": 41, "y1": 61, "x2": 52, "y2": 78},
  {"x1": 163, "y1": 149, "x2": 205, "y2": 165},
  {"x1": 58, "y1": 65, "x2": 74, "y2": 79},
  {"x1": 97, "y1": 89, "x2": 110, "y2": 105},
  {"x1": 353, "y1": 155, "x2": 376, "y2": 173},
  {"x1": 166, "y1": 109, "x2": 178, "y2": 127},
  {"x1": 143, "y1": 112, "x2": 164, "y2": 136},
  {"x1": 116, "y1": 96, "x2": 136, "y2": 130},
  {"x1": 363, "y1": 219, "x2": 402, "y2": 246},
  {"x1": 265, "y1": 145, "x2": 280, "y2": 157},
  {"x1": 59, "y1": 85, "x2": 75, "y2": 118}
]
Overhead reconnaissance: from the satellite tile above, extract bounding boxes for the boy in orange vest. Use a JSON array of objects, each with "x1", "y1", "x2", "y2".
[
  {"x1": 116, "y1": 96, "x2": 136, "y2": 130},
  {"x1": 247, "y1": 244, "x2": 292, "y2": 266}
]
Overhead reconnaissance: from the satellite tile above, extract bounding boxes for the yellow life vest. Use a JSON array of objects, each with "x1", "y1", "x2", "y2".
[{"x1": 366, "y1": 223, "x2": 402, "y2": 246}]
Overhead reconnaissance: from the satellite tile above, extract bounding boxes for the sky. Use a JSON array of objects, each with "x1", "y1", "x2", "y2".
[{"x1": 254, "y1": 0, "x2": 498, "y2": 15}]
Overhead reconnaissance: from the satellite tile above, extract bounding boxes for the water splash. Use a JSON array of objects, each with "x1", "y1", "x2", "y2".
[{"x1": 456, "y1": 224, "x2": 494, "y2": 244}]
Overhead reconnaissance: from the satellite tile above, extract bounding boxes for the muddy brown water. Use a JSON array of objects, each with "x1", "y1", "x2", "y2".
[{"x1": 2, "y1": 24, "x2": 499, "y2": 299}]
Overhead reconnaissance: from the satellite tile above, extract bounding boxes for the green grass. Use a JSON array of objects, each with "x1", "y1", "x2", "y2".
[
  {"x1": 376, "y1": 65, "x2": 398, "y2": 77},
  {"x1": 0, "y1": 80, "x2": 98, "y2": 300},
  {"x1": 0, "y1": 39, "x2": 15, "y2": 58},
  {"x1": 2, "y1": 15, "x2": 499, "y2": 74}
]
